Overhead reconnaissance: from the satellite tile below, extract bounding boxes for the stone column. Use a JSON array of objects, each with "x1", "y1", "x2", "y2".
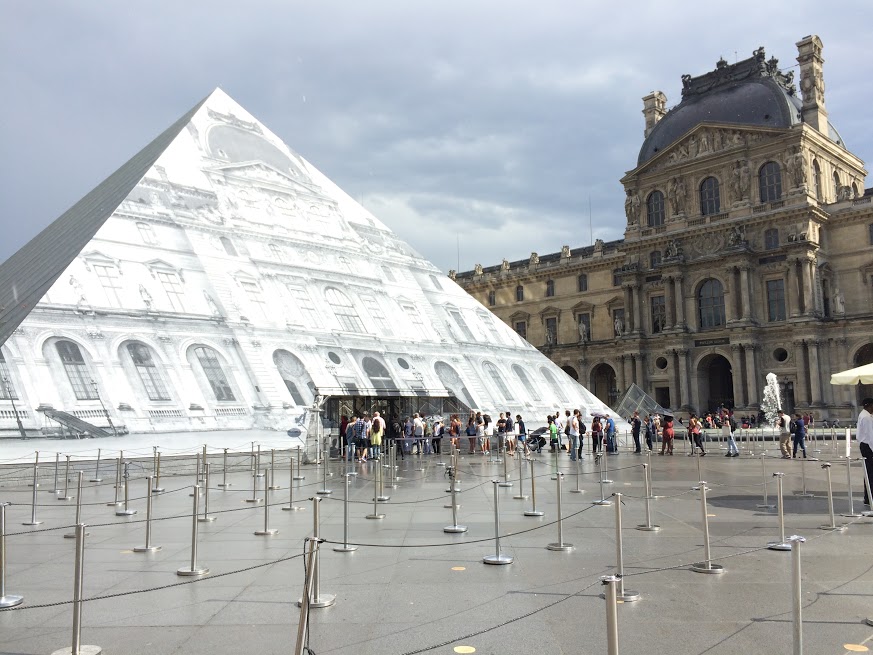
[
  {"x1": 677, "y1": 348, "x2": 691, "y2": 411},
  {"x1": 730, "y1": 343, "x2": 745, "y2": 407},
  {"x1": 664, "y1": 275, "x2": 676, "y2": 329},
  {"x1": 616, "y1": 355, "x2": 626, "y2": 395},
  {"x1": 635, "y1": 284, "x2": 645, "y2": 335},
  {"x1": 635, "y1": 353, "x2": 646, "y2": 390},
  {"x1": 744, "y1": 344, "x2": 760, "y2": 408},
  {"x1": 787, "y1": 260, "x2": 801, "y2": 318},
  {"x1": 623, "y1": 286, "x2": 634, "y2": 334},
  {"x1": 794, "y1": 341, "x2": 810, "y2": 405},
  {"x1": 739, "y1": 265, "x2": 752, "y2": 321},
  {"x1": 802, "y1": 258, "x2": 816, "y2": 316},
  {"x1": 835, "y1": 338, "x2": 853, "y2": 406},
  {"x1": 675, "y1": 275, "x2": 687, "y2": 329},
  {"x1": 623, "y1": 354, "x2": 634, "y2": 390},
  {"x1": 723, "y1": 266, "x2": 738, "y2": 323},
  {"x1": 808, "y1": 339, "x2": 823, "y2": 406}
]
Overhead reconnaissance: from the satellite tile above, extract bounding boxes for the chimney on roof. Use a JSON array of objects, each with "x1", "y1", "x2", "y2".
[
  {"x1": 796, "y1": 35, "x2": 828, "y2": 133},
  {"x1": 642, "y1": 91, "x2": 667, "y2": 138}
]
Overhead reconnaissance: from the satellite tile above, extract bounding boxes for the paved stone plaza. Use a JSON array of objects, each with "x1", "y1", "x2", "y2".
[{"x1": 1, "y1": 435, "x2": 872, "y2": 655}]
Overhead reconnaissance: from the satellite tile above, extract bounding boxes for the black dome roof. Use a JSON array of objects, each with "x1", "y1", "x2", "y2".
[{"x1": 637, "y1": 49, "x2": 844, "y2": 166}]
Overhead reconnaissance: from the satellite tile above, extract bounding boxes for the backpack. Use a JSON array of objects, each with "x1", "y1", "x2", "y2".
[
  {"x1": 729, "y1": 416, "x2": 737, "y2": 432},
  {"x1": 789, "y1": 419, "x2": 797, "y2": 434}
]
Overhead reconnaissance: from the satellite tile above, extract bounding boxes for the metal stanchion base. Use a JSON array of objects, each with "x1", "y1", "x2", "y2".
[
  {"x1": 255, "y1": 528, "x2": 279, "y2": 535},
  {"x1": 483, "y1": 554, "x2": 513, "y2": 565},
  {"x1": 862, "y1": 510, "x2": 873, "y2": 518},
  {"x1": 513, "y1": 494, "x2": 529, "y2": 500},
  {"x1": 105, "y1": 501, "x2": 121, "y2": 507},
  {"x1": 795, "y1": 492, "x2": 815, "y2": 498},
  {"x1": 444, "y1": 524, "x2": 468, "y2": 533},
  {"x1": 866, "y1": 617, "x2": 873, "y2": 627},
  {"x1": 601, "y1": 478, "x2": 613, "y2": 484},
  {"x1": 89, "y1": 478, "x2": 102, "y2": 483},
  {"x1": 115, "y1": 509, "x2": 137, "y2": 516},
  {"x1": 292, "y1": 476, "x2": 305, "y2": 481},
  {"x1": 151, "y1": 487, "x2": 164, "y2": 494},
  {"x1": 819, "y1": 523, "x2": 846, "y2": 531},
  {"x1": 569, "y1": 489, "x2": 584, "y2": 494},
  {"x1": 51, "y1": 645, "x2": 102, "y2": 655},
  {"x1": 498, "y1": 481, "x2": 513, "y2": 488},
  {"x1": 445, "y1": 486, "x2": 460, "y2": 493},
  {"x1": 691, "y1": 562, "x2": 725, "y2": 574},
  {"x1": 64, "y1": 530, "x2": 90, "y2": 539},
  {"x1": 524, "y1": 509, "x2": 545, "y2": 517},
  {"x1": 598, "y1": 589, "x2": 641, "y2": 602},
  {"x1": 841, "y1": 512, "x2": 863, "y2": 518},
  {"x1": 756, "y1": 503, "x2": 776, "y2": 510},
  {"x1": 767, "y1": 541, "x2": 792, "y2": 551},
  {"x1": 0, "y1": 594, "x2": 24, "y2": 608},
  {"x1": 255, "y1": 473, "x2": 265, "y2": 478},
  {"x1": 269, "y1": 484, "x2": 281, "y2": 490},
  {"x1": 198, "y1": 515, "x2": 217, "y2": 522},
  {"x1": 21, "y1": 520, "x2": 43, "y2": 526},
  {"x1": 375, "y1": 495, "x2": 391, "y2": 502},
  {"x1": 333, "y1": 544, "x2": 358, "y2": 552},
  {"x1": 591, "y1": 499, "x2": 613, "y2": 506},
  {"x1": 444, "y1": 503, "x2": 460, "y2": 509},
  {"x1": 56, "y1": 495, "x2": 72, "y2": 501},
  {"x1": 245, "y1": 498, "x2": 263, "y2": 503},
  {"x1": 189, "y1": 490, "x2": 203, "y2": 497},
  {"x1": 133, "y1": 545, "x2": 161, "y2": 552},
  {"x1": 297, "y1": 594, "x2": 336, "y2": 608},
  {"x1": 282, "y1": 505, "x2": 306, "y2": 511},
  {"x1": 217, "y1": 483, "x2": 232, "y2": 487},
  {"x1": 177, "y1": 567, "x2": 209, "y2": 576},
  {"x1": 636, "y1": 524, "x2": 661, "y2": 531},
  {"x1": 546, "y1": 542, "x2": 574, "y2": 551},
  {"x1": 365, "y1": 513, "x2": 386, "y2": 520},
  {"x1": 316, "y1": 489, "x2": 333, "y2": 495}
]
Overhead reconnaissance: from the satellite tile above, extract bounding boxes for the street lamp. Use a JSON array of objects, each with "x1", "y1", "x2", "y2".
[
  {"x1": 3, "y1": 377, "x2": 27, "y2": 439},
  {"x1": 91, "y1": 379, "x2": 118, "y2": 437}
]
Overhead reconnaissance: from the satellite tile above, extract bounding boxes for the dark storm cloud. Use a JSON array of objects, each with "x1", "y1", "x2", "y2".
[{"x1": 1, "y1": 1, "x2": 871, "y2": 274}]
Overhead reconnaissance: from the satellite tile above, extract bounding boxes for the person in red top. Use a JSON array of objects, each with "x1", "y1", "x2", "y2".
[{"x1": 659, "y1": 415, "x2": 675, "y2": 455}]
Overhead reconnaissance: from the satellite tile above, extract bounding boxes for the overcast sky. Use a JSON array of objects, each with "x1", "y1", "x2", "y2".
[{"x1": 2, "y1": 1, "x2": 871, "y2": 274}]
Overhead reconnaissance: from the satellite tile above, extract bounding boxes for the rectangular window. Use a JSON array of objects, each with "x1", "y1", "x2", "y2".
[
  {"x1": 448, "y1": 309, "x2": 476, "y2": 341},
  {"x1": 94, "y1": 264, "x2": 123, "y2": 307},
  {"x1": 613, "y1": 272, "x2": 622, "y2": 287},
  {"x1": 400, "y1": 301, "x2": 426, "y2": 337},
  {"x1": 240, "y1": 281, "x2": 268, "y2": 320},
  {"x1": 650, "y1": 295, "x2": 667, "y2": 333},
  {"x1": 194, "y1": 347, "x2": 236, "y2": 401},
  {"x1": 285, "y1": 285, "x2": 320, "y2": 327},
  {"x1": 361, "y1": 295, "x2": 393, "y2": 337},
  {"x1": 545, "y1": 317, "x2": 557, "y2": 344},
  {"x1": 157, "y1": 272, "x2": 185, "y2": 312},
  {"x1": 0, "y1": 351, "x2": 18, "y2": 400},
  {"x1": 766, "y1": 279, "x2": 787, "y2": 322},
  {"x1": 514, "y1": 321, "x2": 527, "y2": 340},
  {"x1": 869, "y1": 223, "x2": 873, "y2": 246},
  {"x1": 577, "y1": 274, "x2": 588, "y2": 292},
  {"x1": 137, "y1": 222, "x2": 158, "y2": 245}
]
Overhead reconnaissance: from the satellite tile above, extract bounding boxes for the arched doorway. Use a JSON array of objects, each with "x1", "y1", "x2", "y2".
[
  {"x1": 854, "y1": 343, "x2": 873, "y2": 404},
  {"x1": 561, "y1": 365, "x2": 579, "y2": 381},
  {"x1": 590, "y1": 363, "x2": 617, "y2": 407},
  {"x1": 698, "y1": 353, "x2": 733, "y2": 413}
]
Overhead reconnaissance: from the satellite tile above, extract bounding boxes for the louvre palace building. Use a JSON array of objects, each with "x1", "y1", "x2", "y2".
[{"x1": 456, "y1": 36, "x2": 873, "y2": 421}]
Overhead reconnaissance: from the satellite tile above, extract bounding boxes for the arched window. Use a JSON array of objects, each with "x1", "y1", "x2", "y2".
[
  {"x1": 483, "y1": 362, "x2": 513, "y2": 401},
  {"x1": 268, "y1": 243, "x2": 282, "y2": 259},
  {"x1": 812, "y1": 159, "x2": 822, "y2": 200},
  {"x1": 272, "y1": 350, "x2": 315, "y2": 406},
  {"x1": 699, "y1": 177, "x2": 721, "y2": 215},
  {"x1": 362, "y1": 357, "x2": 396, "y2": 391},
  {"x1": 325, "y1": 287, "x2": 365, "y2": 333},
  {"x1": 487, "y1": 290, "x2": 496, "y2": 306},
  {"x1": 0, "y1": 349, "x2": 18, "y2": 400},
  {"x1": 647, "y1": 191, "x2": 665, "y2": 227},
  {"x1": 759, "y1": 162, "x2": 782, "y2": 202},
  {"x1": 126, "y1": 343, "x2": 170, "y2": 401},
  {"x1": 220, "y1": 237, "x2": 238, "y2": 256},
  {"x1": 833, "y1": 170, "x2": 841, "y2": 199},
  {"x1": 540, "y1": 367, "x2": 569, "y2": 403},
  {"x1": 515, "y1": 285, "x2": 524, "y2": 302},
  {"x1": 434, "y1": 361, "x2": 477, "y2": 409},
  {"x1": 577, "y1": 274, "x2": 588, "y2": 292},
  {"x1": 56, "y1": 341, "x2": 98, "y2": 400},
  {"x1": 649, "y1": 250, "x2": 662, "y2": 268},
  {"x1": 512, "y1": 364, "x2": 542, "y2": 401},
  {"x1": 545, "y1": 280, "x2": 555, "y2": 297},
  {"x1": 697, "y1": 279, "x2": 726, "y2": 329},
  {"x1": 764, "y1": 228, "x2": 780, "y2": 250},
  {"x1": 193, "y1": 346, "x2": 236, "y2": 401}
]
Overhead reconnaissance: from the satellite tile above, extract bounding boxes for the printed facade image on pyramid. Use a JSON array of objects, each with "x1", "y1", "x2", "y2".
[{"x1": 0, "y1": 89, "x2": 616, "y2": 444}]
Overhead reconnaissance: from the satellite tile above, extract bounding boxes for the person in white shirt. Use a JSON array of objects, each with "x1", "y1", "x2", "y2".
[{"x1": 857, "y1": 398, "x2": 873, "y2": 506}]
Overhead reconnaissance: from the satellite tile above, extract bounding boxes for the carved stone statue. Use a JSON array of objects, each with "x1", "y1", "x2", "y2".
[
  {"x1": 727, "y1": 225, "x2": 746, "y2": 247},
  {"x1": 68, "y1": 275, "x2": 87, "y2": 307},
  {"x1": 545, "y1": 329, "x2": 554, "y2": 346},
  {"x1": 578, "y1": 321, "x2": 588, "y2": 343},
  {"x1": 561, "y1": 245, "x2": 571, "y2": 259},
  {"x1": 593, "y1": 238, "x2": 605, "y2": 253},
  {"x1": 203, "y1": 290, "x2": 222, "y2": 317},
  {"x1": 832, "y1": 288, "x2": 846, "y2": 315},
  {"x1": 785, "y1": 146, "x2": 807, "y2": 188},
  {"x1": 501, "y1": 258, "x2": 510, "y2": 271},
  {"x1": 665, "y1": 238, "x2": 683, "y2": 259},
  {"x1": 837, "y1": 185, "x2": 854, "y2": 201},
  {"x1": 474, "y1": 263, "x2": 483, "y2": 275},
  {"x1": 624, "y1": 189, "x2": 641, "y2": 225},
  {"x1": 667, "y1": 177, "x2": 687, "y2": 215},
  {"x1": 614, "y1": 316, "x2": 624, "y2": 337},
  {"x1": 448, "y1": 269, "x2": 457, "y2": 280},
  {"x1": 139, "y1": 284, "x2": 153, "y2": 310},
  {"x1": 529, "y1": 252, "x2": 539, "y2": 267},
  {"x1": 738, "y1": 159, "x2": 751, "y2": 199}
]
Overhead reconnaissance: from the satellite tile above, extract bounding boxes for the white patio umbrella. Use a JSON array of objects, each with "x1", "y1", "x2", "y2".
[{"x1": 830, "y1": 362, "x2": 873, "y2": 385}]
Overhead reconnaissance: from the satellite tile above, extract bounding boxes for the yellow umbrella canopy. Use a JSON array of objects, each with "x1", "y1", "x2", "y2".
[{"x1": 830, "y1": 363, "x2": 873, "y2": 385}]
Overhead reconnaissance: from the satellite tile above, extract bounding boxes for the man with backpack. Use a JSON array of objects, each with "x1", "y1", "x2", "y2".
[
  {"x1": 605, "y1": 414, "x2": 617, "y2": 454},
  {"x1": 723, "y1": 410, "x2": 739, "y2": 457},
  {"x1": 777, "y1": 409, "x2": 792, "y2": 459},
  {"x1": 792, "y1": 412, "x2": 807, "y2": 458},
  {"x1": 631, "y1": 411, "x2": 642, "y2": 454}
]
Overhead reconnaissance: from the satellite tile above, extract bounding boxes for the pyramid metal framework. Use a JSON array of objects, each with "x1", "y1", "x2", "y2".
[
  {"x1": 0, "y1": 89, "x2": 616, "y2": 439},
  {"x1": 613, "y1": 383, "x2": 672, "y2": 420}
]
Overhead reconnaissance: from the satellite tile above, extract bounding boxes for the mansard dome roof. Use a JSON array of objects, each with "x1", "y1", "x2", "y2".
[{"x1": 638, "y1": 48, "x2": 844, "y2": 166}]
